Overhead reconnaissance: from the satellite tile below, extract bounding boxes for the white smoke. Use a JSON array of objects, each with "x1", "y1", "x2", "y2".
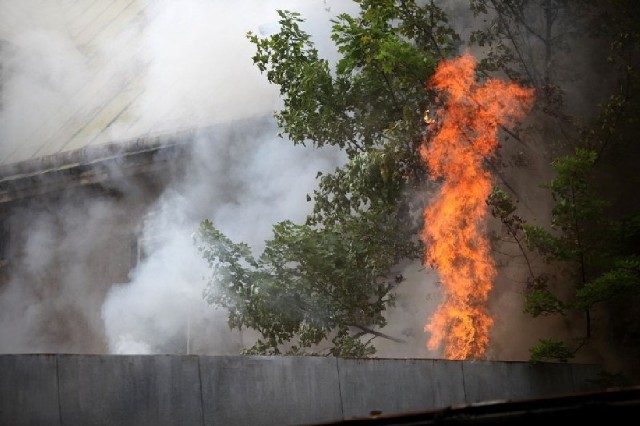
[
  {"x1": 101, "y1": 123, "x2": 346, "y2": 354},
  {"x1": 0, "y1": 0, "x2": 143, "y2": 162},
  {"x1": 0, "y1": 0, "x2": 441, "y2": 356},
  {"x1": 98, "y1": 0, "x2": 358, "y2": 354},
  {"x1": 0, "y1": 0, "x2": 354, "y2": 160},
  {"x1": 0, "y1": 193, "x2": 138, "y2": 353}
]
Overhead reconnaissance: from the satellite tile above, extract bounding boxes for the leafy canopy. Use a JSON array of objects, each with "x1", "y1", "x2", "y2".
[
  {"x1": 197, "y1": 1, "x2": 458, "y2": 356},
  {"x1": 477, "y1": 0, "x2": 640, "y2": 364}
]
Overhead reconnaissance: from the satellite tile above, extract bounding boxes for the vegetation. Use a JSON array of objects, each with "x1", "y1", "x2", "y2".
[
  {"x1": 197, "y1": 1, "x2": 458, "y2": 356},
  {"x1": 197, "y1": 0, "x2": 640, "y2": 364},
  {"x1": 479, "y1": 0, "x2": 640, "y2": 362}
]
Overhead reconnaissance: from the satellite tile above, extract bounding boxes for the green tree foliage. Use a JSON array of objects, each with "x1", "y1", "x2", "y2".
[
  {"x1": 524, "y1": 149, "x2": 609, "y2": 271},
  {"x1": 196, "y1": 213, "x2": 419, "y2": 356},
  {"x1": 529, "y1": 338, "x2": 575, "y2": 363},
  {"x1": 493, "y1": 149, "x2": 609, "y2": 325},
  {"x1": 479, "y1": 0, "x2": 640, "y2": 364},
  {"x1": 247, "y1": 2, "x2": 458, "y2": 225},
  {"x1": 491, "y1": 148, "x2": 640, "y2": 361},
  {"x1": 197, "y1": 1, "x2": 459, "y2": 355},
  {"x1": 576, "y1": 258, "x2": 640, "y2": 310},
  {"x1": 196, "y1": 0, "x2": 640, "y2": 362}
]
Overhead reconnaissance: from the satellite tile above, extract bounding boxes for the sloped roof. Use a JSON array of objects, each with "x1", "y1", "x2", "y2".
[
  {"x1": 1, "y1": 0, "x2": 152, "y2": 167},
  {"x1": 0, "y1": 130, "x2": 191, "y2": 203}
]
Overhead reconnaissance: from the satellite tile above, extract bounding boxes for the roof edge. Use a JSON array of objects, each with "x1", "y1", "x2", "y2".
[{"x1": 0, "y1": 128, "x2": 199, "y2": 181}]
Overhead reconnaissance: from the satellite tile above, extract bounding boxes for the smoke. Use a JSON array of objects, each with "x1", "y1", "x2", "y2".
[
  {"x1": 0, "y1": 192, "x2": 140, "y2": 353},
  {"x1": 0, "y1": 0, "x2": 356, "y2": 160},
  {"x1": 99, "y1": 0, "x2": 360, "y2": 354},
  {"x1": 101, "y1": 120, "x2": 346, "y2": 354},
  {"x1": 111, "y1": 0, "x2": 280, "y2": 137},
  {"x1": 0, "y1": 0, "x2": 141, "y2": 162},
  {"x1": 3, "y1": 0, "x2": 607, "y2": 361},
  {"x1": 0, "y1": 0, "x2": 362, "y2": 355},
  {"x1": 113, "y1": 0, "x2": 360, "y2": 139}
]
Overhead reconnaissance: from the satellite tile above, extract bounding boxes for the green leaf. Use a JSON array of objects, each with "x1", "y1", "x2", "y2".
[{"x1": 529, "y1": 339, "x2": 575, "y2": 363}]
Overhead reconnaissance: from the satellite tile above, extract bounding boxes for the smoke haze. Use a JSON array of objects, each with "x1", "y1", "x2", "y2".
[
  {"x1": 0, "y1": 0, "x2": 446, "y2": 358},
  {"x1": 1, "y1": 0, "x2": 609, "y2": 362},
  {"x1": 0, "y1": 0, "x2": 368, "y2": 355}
]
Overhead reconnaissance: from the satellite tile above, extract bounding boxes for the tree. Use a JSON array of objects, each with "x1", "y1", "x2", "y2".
[
  {"x1": 196, "y1": 211, "x2": 419, "y2": 356},
  {"x1": 196, "y1": 0, "x2": 640, "y2": 364},
  {"x1": 247, "y1": 3, "x2": 458, "y2": 225},
  {"x1": 196, "y1": 1, "x2": 459, "y2": 355},
  {"x1": 477, "y1": 0, "x2": 640, "y2": 364},
  {"x1": 490, "y1": 148, "x2": 640, "y2": 362},
  {"x1": 523, "y1": 149, "x2": 609, "y2": 336}
]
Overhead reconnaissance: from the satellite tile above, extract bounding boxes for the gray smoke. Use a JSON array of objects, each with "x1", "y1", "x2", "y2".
[
  {"x1": 98, "y1": 0, "x2": 361, "y2": 354},
  {"x1": 1, "y1": 0, "x2": 536, "y2": 359},
  {"x1": 101, "y1": 120, "x2": 347, "y2": 354},
  {"x1": 0, "y1": 0, "x2": 394, "y2": 355}
]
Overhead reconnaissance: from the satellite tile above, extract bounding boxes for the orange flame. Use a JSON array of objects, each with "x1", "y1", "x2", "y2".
[{"x1": 420, "y1": 54, "x2": 534, "y2": 360}]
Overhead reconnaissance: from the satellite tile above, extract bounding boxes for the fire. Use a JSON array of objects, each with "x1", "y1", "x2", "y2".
[{"x1": 420, "y1": 54, "x2": 534, "y2": 359}]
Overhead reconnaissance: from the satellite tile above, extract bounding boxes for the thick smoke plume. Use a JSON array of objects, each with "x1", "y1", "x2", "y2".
[
  {"x1": 0, "y1": 0, "x2": 361, "y2": 355},
  {"x1": 1, "y1": 0, "x2": 610, "y2": 361}
]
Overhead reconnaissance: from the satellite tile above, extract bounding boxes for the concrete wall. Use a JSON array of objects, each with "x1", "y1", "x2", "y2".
[{"x1": 0, "y1": 355, "x2": 604, "y2": 426}]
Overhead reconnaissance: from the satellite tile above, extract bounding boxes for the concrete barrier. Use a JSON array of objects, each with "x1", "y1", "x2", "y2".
[
  {"x1": 199, "y1": 356, "x2": 342, "y2": 425},
  {"x1": 57, "y1": 355, "x2": 203, "y2": 426},
  {"x1": 0, "y1": 354, "x2": 60, "y2": 426},
  {"x1": 0, "y1": 355, "x2": 605, "y2": 425},
  {"x1": 337, "y1": 358, "x2": 466, "y2": 417}
]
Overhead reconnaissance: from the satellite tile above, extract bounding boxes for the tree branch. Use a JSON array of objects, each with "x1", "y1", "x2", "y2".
[{"x1": 353, "y1": 324, "x2": 406, "y2": 343}]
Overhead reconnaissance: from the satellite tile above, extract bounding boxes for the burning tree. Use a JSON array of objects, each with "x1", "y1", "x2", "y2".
[
  {"x1": 197, "y1": 0, "x2": 640, "y2": 367},
  {"x1": 196, "y1": 1, "x2": 459, "y2": 356},
  {"x1": 471, "y1": 0, "x2": 640, "y2": 364}
]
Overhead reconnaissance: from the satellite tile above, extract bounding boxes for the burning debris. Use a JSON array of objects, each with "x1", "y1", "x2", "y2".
[{"x1": 420, "y1": 54, "x2": 534, "y2": 360}]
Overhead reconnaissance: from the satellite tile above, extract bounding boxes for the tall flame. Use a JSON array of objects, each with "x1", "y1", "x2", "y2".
[{"x1": 420, "y1": 54, "x2": 534, "y2": 360}]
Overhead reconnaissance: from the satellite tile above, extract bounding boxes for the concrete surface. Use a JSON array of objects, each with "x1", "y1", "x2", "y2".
[{"x1": 0, "y1": 355, "x2": 605, "y2": 426}]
